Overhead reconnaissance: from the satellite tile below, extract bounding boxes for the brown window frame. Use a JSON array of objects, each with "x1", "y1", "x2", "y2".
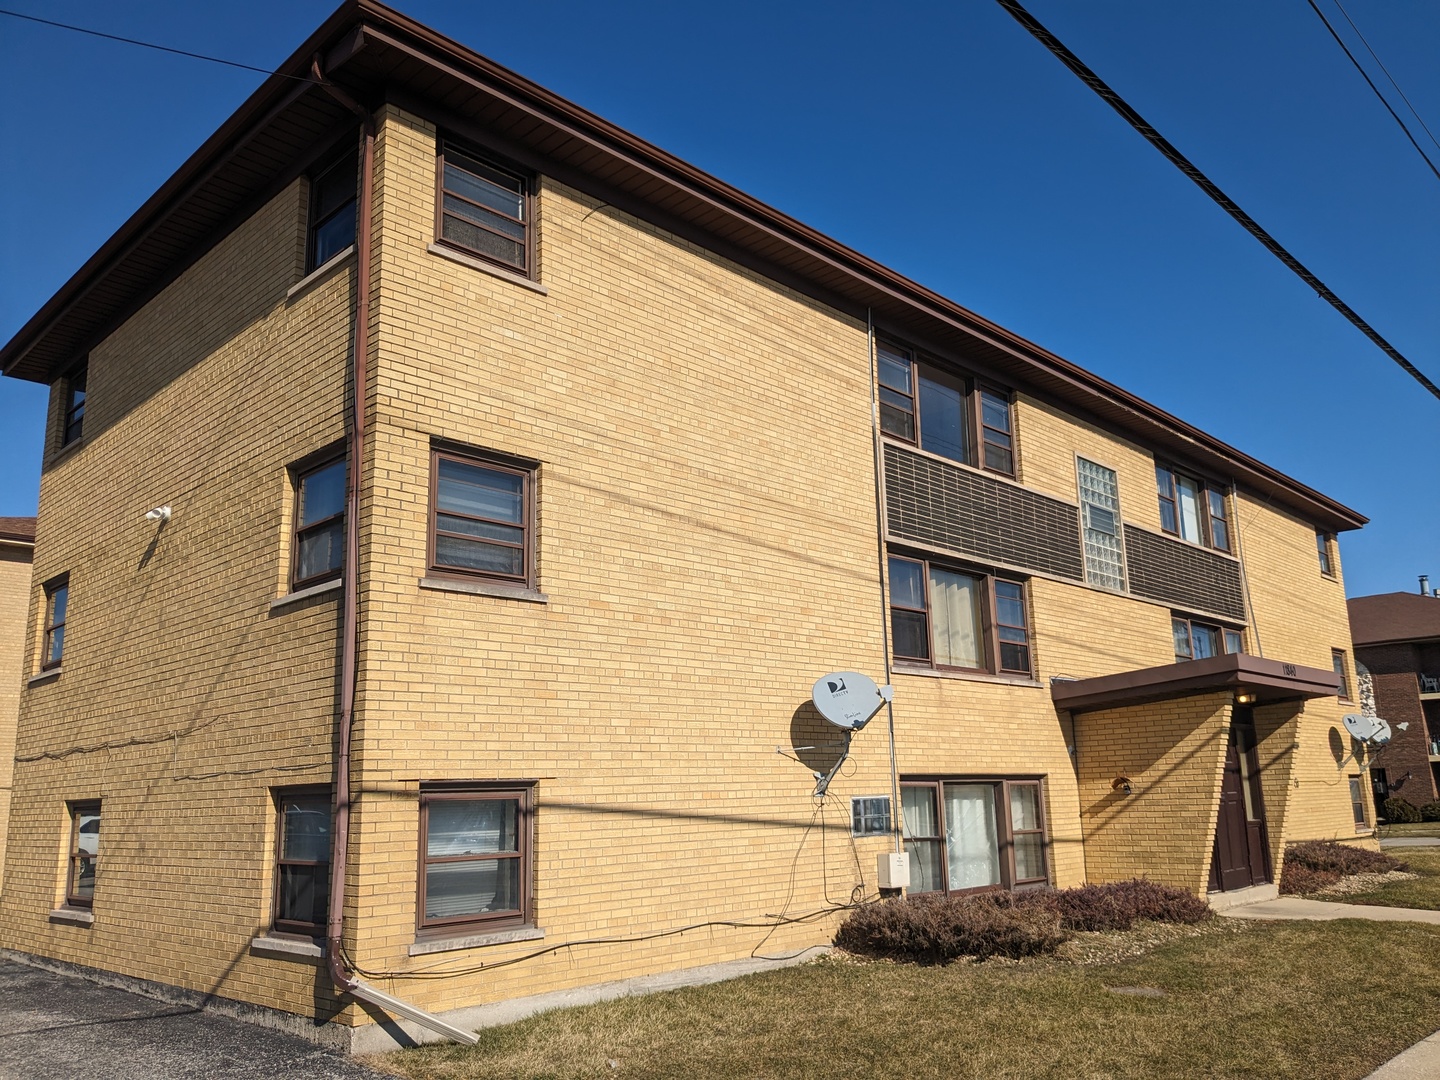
[
  {"x1": 428, "y1": 447, "x2": 537, "y2": 587},
  {"x1": 1317, "y1": 530, "x2": 1335, "y2": 577},
  {"x1": 42, "y1": 574, "x2": 69, "y2": 671},
  {"x1": 876, "y1": 340, "x2": 1016, "y2": 478},
  {"x1": 888, "y1": 553, "x2": 1032, "y2": 678},
  {"x1": 66, "y1": 800, "x2": 100, "y2": 909},
  {"x1": 306, "y1": 149, "x2": 358, "y2": 273},
  {"x1": 1172, "y1": 614, "x2": 1243, "y2": 662},
  {"x1": 417, "y1": 784, "x2": 534, "y2": 935},
  {"x1": 1349, "y1": 775, "x2": 1368, "y2": 830},
  {"x1": 435, "y1": 140, "x2": 534, "y2": 277},
  {"x1": 272, "y1": 787, "x2": 332, "y2": 936},
  {"x1": 290, "y1": 452, "x2": 347, "y2": 591},
  {"x1": 901, "y1": 778, "x2": 1049, "y2": 896},
  {"x1": 1155, "y1": 464, "x2": 1230, "y2": 553},
  {"x1": 61, "y1": 363, "x2": 87, "y2": 447},
  {"x1": 1333, "y1": 648, "x2": 1352, "y2": 702}
]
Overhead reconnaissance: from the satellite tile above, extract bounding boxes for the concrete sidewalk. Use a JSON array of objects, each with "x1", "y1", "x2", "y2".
[
  {"x1": 1217, "y1": 895, "x2": 1440, "y2": 1078},
  {"x1": 1378, "y1": 837, "x2": 1440, "y2": 848}
]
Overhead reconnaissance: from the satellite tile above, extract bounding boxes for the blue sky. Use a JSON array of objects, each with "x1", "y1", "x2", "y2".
[{"x1": 1, "y1": 0, "x2": 1436, "y2": 597}]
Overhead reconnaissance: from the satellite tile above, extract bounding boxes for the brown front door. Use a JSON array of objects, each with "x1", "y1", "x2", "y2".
[{"x1": 1209, "y1": 713, "x2": 1271, "y2": 892}]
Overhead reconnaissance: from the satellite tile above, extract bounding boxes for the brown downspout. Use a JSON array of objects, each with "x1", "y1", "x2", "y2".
[
  {"x1": 311, "y1": 58, "x2": 479, "y2": 1048},
  {"x1": 312, "y1": 55, "x2": 371, "y2": 1001}
]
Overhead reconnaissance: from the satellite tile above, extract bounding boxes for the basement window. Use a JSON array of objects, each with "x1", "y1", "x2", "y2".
[
  {"x1": 419, "y1": 785, "x2": 533, "y2": 933},
  {"x1": 902, "y1": 779, "x2": 1048, "y2": 894}
]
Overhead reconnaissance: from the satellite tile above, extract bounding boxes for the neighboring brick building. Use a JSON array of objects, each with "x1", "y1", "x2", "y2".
[
  {"x1": 0, "y1": 0, "x2": 1369, "y2": 1051},
  {"x1": 1349, "y1": 589, "x2": 1440, "y2": 813},
  {"x1": 0, "y1": 518, "x2": 36, "y2": 892}
]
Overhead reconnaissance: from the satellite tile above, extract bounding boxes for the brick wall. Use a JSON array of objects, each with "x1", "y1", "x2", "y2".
[
  {"x1": 1366, "y1": 673, "x2": 1435, "y2": 807},
  {"x1": 0, "y1": 541, "x2": 32, "y2": 888}
]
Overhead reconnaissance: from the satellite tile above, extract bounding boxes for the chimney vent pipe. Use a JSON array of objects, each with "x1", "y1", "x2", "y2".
[{"x1": 1422, "y1": 575, "x2": 1431, "y2": 596}]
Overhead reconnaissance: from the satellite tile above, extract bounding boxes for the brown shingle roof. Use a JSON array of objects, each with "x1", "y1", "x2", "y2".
[
  {"x1": 1348, "y1": 592, "x2": 1440, "y2": 646},
  {"x1": 0, "y1": 516, "x2": 37, "y2": 544}
]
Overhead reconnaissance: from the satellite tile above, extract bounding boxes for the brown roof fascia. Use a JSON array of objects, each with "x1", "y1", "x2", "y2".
[
  {"x1": 0, "y1": 0, "x2": 1366, "y2": 534},
  {"x1": 1050, "y1": 653, "x2": 1339, "y2": 714}
]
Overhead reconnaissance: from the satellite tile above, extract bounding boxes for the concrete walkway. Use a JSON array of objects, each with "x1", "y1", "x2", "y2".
[
  {"x1": 1217, "y1": 895, "x2": 1440, "y2": 1078},
  {"x1": 1379, "y1": 837, "x2": 1440, "y2": 847}
]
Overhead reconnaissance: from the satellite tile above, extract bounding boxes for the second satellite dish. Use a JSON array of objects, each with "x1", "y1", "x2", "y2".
[
  {"x1": 1343, "y1": 713, "x2": 1393, "y2": 745},
  {"x1": 812, "y1": 671, "x2": 892, "y2": 730}
]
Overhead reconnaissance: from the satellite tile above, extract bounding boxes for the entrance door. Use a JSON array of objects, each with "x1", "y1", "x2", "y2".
[{"x1": 1208, "y1": 713, "x2": 1271, "y2": 892}]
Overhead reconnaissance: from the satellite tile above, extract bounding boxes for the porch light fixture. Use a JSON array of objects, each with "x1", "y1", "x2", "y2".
[
  {"x1": 1111, "y1": 776, "x2": 1133, "y2": 796},
  {"x1": 1235, "y1": 691, "x2": 1256, "y2": 705}
]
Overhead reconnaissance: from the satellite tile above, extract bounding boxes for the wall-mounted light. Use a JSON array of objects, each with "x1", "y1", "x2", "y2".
[
  {"x1": 1111, "y1": 776, "x2": 1134, "y2": 796},
  {"x1": 145, "y1": 506, "x2": 172, "y2": 522},
  {"x1": 1235, "y1": 691, "x2": 1256, "y2": 705}
]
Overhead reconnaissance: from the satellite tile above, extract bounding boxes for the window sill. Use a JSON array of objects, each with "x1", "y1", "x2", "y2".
[
  {"x1": 286, "y1": 246, "x2": 354, "y2": 300},
  {"x1": 49, "y1": 907, "x2": 94, "y2": 927},
  {"x1": 270, "y1": 577, "x2": 344, "y2": 610},
  {"x1": 250, "y1": 934, "x2": 324, "y2": 959},
  {"x1": 893, "y1": 664, "x2": 1043, "y2": 689},
  {"x1": 427, "y1": 243, "x2": 548, "y2": 295},
  {"x1": 27, "y1": 668, "x2": 62, "y2": 687},
  {"x1": 409, "y1": 925, "x2": 544, "y2": 956},
  {"x1": 45, "y1": 437, "x2": 86, "y2": 468},
  {"x1": 419, "y1": 576, "x2": 548, "y2": 603}
]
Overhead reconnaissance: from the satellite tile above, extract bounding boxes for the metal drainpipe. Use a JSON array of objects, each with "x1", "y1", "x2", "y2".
[{"x1": 311, "y1": 58, "x2": 478, "y2": 1048}]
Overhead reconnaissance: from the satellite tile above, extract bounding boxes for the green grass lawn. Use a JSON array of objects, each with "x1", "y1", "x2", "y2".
[
  {"x1": 1338, "y1": 847, "x2": 1440, "y2": 910},
  {"x1": 1376, "y1": 822, "x2": 1440, "y2": 839},
  {"x1": 368, "y1": 920, "x2": 1440, "y2": 1080}
]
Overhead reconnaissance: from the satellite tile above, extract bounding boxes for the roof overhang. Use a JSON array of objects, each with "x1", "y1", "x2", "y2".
[
  {"x1": 0, "y1": 0, "x2": 1367, "y2": 534},
  {"x1": 1050, "y1": 653, "x2": 1340, "y2": 714}
]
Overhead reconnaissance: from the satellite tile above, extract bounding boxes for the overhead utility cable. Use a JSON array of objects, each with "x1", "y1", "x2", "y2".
[
  {"x1": 1332, "y1": 0, "x2": 1440, "y2": 155},
  {"x1": 993, "y1": 0, "x2": 1440, "y2": 403},
  {"x1": 1304, "y1": 0, "x2": 1440, "y2": 183},
  {"x1": 0, "y1": 8, "x2": 311, "y2": 81}
]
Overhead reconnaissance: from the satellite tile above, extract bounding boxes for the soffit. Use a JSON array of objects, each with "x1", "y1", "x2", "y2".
[
  {"x1": 0, "y1": 0, "x2": 1365, "y2": 533},
  {"x1": 1050, "y1": 653, "x2": 1340, "y2": 715}
]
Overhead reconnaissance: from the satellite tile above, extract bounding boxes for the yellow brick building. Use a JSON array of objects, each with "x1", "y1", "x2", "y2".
[
  {"x1": 0, "y1": 1, "x2": 1370, "y2": 1052},
  {"x1": 0, "y1": 518, "x2": 36, "y2": 892}
]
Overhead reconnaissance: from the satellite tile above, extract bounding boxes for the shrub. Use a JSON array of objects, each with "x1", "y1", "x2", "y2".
[
  {"x1": 1385, "y1": 797, "x2": 1422, "y2": 823},
  {"x1": 1278, "y1": 838, "x2": 1406, "y2": 894},
  {"x1": 1279, "y1": 863, "x2": 1342, "y2": 895},
  {"x1": 834, "y1": 893, "x2": 1069, "y2": 963},
  {"x1": 1027, "y1": 878, "x2": 1212, "y2": 931},
  {"x1": 1419, "y1": 801, "x2": 1440, "y2": 823}
]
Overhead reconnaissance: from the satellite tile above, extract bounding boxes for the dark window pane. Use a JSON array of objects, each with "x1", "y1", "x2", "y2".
[
  {"x1": 47, "y1": 626, "x2": 65, "y2": 666},
  {"x1": 442, "y1": 193, "x2": 527, "y2": 241},
  {"x1": 300, "y1": 461, "x2": 346, "y2": 527},
  {"x1": 892, "y1": 610, "x2": 930, "y2": 660},
  {"x1": 445, "y1": 159, "x2": 524, "y2": 219},
  {"x1": 435, "y1": 535, "x2": 525, "y2": 576},
  {"x1": 278, "y1": 863, "x2": 329, "y2": 927},
  {"x1": 282, "y1": 798, "x2": 331, "y2": 862},
  {"x1": 1210, "y1": 518, "x2": 1229, "y2": 551},
  {"x1": 877, "y1": 351, "x2": 912, "y2": 392},
  {"x1": 312, "y1": 206, "x2": 355, "y2": 266},
  {"x1": 995, "y1": 586, "x2": 1026, "y2": 629},
  {"x1": 1158, "y1": 499, "x2": 1178, "y2": 534},
  {"x1": 1191, "y1": 624, "x2": 1218, "y2": 659},
  {"x1": 1223, "y1": 630, "x2": 1243, "y2": 654},
  {"x1": 49, "y1": 586, "x2": 68, "y2": 626},
  {"x1": 297, "y1": 520, "x2": 344, "y2": 582},
  {"x1": 1000, "y1": 642, "x2": 1030, "y2": 673},
  {"x1": 438, "y1": 460, "x2": 523, "y2": 523},
  {"x1": 425, "y1": 859, "x2": 520, "y2": 921},
  {"x1": 314, "y1": 156, "x2": 357, "y2": 220},
  {"x1": 888, "y1": 558, "x2": 926, "y2": 609},
  {"x1": 1173, "y1": 619, "x2": 1192, "y2": 659},
  {"x1": 918, "y1": 374, "x2": 965, "y2": 462},
  {"x1": 442, "y1": 215, "x2": 526, "y2": 269},
  {"x1": 878, "y1": 386, "x2": 912, "y2": 411},
  {"x1": 879, "y1": 404, "x2": 914, "y2": 440},
  {"x1": 983, "y1": 442, "x2": 1014, "y2": 474},
  {"x1": 436, "y1": 514, "x2": 525, "y2": 546},
  {"x1": 980, "y1": 391, "x2": 1010, "y2": 434},
  {"x1": 73, "y1": 856, "x2": 96, "y2": 899}
]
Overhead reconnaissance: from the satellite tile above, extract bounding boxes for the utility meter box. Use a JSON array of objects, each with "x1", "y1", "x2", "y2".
[{"x1": 876, "y1": 851, "x2": 911, "y2": 890}]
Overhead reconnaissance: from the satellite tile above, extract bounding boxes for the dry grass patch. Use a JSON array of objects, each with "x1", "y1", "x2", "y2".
[
  {"x1": 1336, "y1": 847, "x2": 1440, "y2": 910},
  {"x1": 366, "y1": 920, "x2": 1440, "y2": 1080}
]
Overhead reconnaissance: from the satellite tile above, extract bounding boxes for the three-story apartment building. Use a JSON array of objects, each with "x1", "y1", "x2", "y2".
[{"x1": 0, "y1": 0, "x2": 1368, "y2": 1051}]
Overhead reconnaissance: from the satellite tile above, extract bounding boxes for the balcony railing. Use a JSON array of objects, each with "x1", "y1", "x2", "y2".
[{"x1": 1420, "y1": 674, "x2": 1440, "y2": 694}]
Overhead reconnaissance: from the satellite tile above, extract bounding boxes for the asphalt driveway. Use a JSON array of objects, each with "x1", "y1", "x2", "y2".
[{"x1": 0, "y1": 959, "x2": 390, "y2": 1079}]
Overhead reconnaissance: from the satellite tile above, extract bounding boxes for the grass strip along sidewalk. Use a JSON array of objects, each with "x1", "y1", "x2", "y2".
[
  {"x1": 1337, "y1": 848, "x2": 1440, "y2": 911},
  {"x1": 370, "y1": 919, "x2": 1440, "y2": 1080}
]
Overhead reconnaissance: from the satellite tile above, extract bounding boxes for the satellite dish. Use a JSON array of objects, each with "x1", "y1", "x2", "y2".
[
  {"x1": 812, "y1": 671, "x2": 891, "y2": 730},
  {"x1": 1343, "y1": 713, "x2": 1393, "y2": 745}
]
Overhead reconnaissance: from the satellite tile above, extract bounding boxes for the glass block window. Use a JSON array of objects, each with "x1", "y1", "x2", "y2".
[
  {"x1": 1077, "y1": 458, "x2": 1126, "y2": 591},
  {"x1": 851, "y1": 796, "x2": 893, "y2": 837}
]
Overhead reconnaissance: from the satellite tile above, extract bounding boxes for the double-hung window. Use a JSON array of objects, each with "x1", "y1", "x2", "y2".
[
  {"x1": 61, "y1": 364, "x2": 87, "y2": 446},
  {"x1": 1316, "y1": 531, "x2": 1335, "y2": 577},
  {"x1": 437, "y1": 142, "x2": 531, "y2": 275},
  {"x1": 273, "y1": 790, "x2": 331, "y2": 935},
  {"x1": 1172, "y1": 615, "x2": 1243, "y2": 662},
  {"x1": 1155, "y1": 465, "x2": 1231, "y2": 553},
  {"x1": 292, "y1": 457, "x2": 346, "y2": 590},
  {"x1": 42, "y1": 576, "x2": 68, "y2": 670},
  {"x1": 419, "y1": 785, "x2": 532, "y2": 932},
  {"x1": 877, "y1": 342, "x2": 1015, "y2": 477},
  {"x1": 902, "y1": 779, "x2": 1047, "y2": 894},
  {"x1": 889, "y1": 555, "x2": 1031, "y2": 677},
  {"x1": 307, "y1": 151, "x2": 357, "y2": 272},
  {"x1": 1077, "y1": 458, "x2": 1125, "y2": 591},
  {"x1": 1332, "y1": 648, "x2": 1352, "y2": 701},
  {"x1": 66, "y1": 801, "x2": 100, "y2": 908},
  {"x1": 430, "y1": 448, "x2": 535, "y2": 586}
]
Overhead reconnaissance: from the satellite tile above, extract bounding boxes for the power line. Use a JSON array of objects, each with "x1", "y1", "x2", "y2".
[
  {"x1": 0, "y1": 7, "x2": 312, "y2": 82},
  {"x1": 1304, "y1": 0, "x2": 1440, "y2": 183},
  {"x1": 994, "y1": 0, "x2": 1440, "y2": 403},
  {"x1": 1330, "y1": 0, "x2": 1440, "y2": 156}
]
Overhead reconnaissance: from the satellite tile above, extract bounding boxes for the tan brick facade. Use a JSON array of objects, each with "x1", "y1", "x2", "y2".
[
  {"x1": 0, "y1": 533, "x2": 34, "y2": 888},
  {"x1": 0, "y1": 64, "x2": 1370, "y2": 1042}
]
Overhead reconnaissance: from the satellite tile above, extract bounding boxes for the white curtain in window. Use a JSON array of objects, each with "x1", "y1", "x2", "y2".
[
  {"x1": 1176, "y1": 476, "x2": 1203, "y2": 542},
  {"x1": 944, "y1": 784, "x2": 1000, "y2": 890},
  {"x1": 929, "y1": 569, "x2": 981, "y2": 669}
]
